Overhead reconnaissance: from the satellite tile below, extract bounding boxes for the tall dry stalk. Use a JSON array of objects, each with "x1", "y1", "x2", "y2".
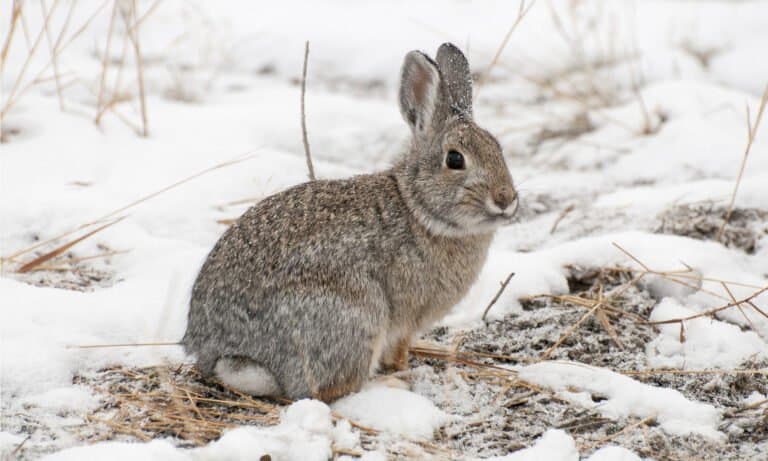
[
  {"x1": 40, "y1": 0, "x2": 65, "y2": 110},
  {"x1": 718, "y1": 84, "x2": 768, "y2": 240},
  {"x1": 300, "y1": 40, "x2": 315, "y2": 180},
  {"x1": 121, "y1": 0, "x2": 148, "y2": 137}
]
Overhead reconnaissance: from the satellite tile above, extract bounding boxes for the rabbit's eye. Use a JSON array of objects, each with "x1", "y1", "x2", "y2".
[{"x1": 446, "y1": 150, "x2": 465, "y2": 170}]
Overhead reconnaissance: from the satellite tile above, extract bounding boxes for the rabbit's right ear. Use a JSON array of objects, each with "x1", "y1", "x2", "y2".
[{"x1": 399, "y1": 51, "x2": 441, "y2": 136}]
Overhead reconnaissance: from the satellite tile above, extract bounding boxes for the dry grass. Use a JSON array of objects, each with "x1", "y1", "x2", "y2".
[
  {"x1": 75, "y1": 365, "x2": 281, "y2": 446},
  {"x1": 610, "y1": 242, "x2": 768, "y2": 335},
  {"x1": 1, "y1": 0, "x2": 110, "y2": 133},
  {"x1": 718, "y1": 83, "x2": 768, "y2": 241},
  {"x1": 3, "y1": 153, "x2": 259, "y2": 276}
]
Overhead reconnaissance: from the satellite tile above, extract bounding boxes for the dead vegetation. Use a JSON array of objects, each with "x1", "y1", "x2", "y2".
[
  {"x1": 417, "y1": 264, "x2": 768, "y2": 460},
  {"x1": 7, "y1": 255, "x2": 765, "y2": 460},
  {"x1": 73, "y1": 365, "x2": 281, "y2": 446},
  {"x1": 1, "y1": 153, "x2": 259, "y2": 290},
  {"x1": 0, "y1": 0, "x2": 161, "y2": 140}
]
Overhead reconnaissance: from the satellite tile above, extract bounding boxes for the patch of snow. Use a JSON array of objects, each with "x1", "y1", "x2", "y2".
[
  {"x1": 518, "y1": 361, "x2": 723, "y2": 440},
  {"x1": 647, "y1": 298, "x2": 768, "y2": 369},
  {"x1": 332, "y1": 385, "x2": 451, "y2": 439},
  {"x1": 481, "y1": 429, "x2": 578, "y2": 461},
  {"x1": 584, "y1": 446, "x2": 643, "y2": 461}
]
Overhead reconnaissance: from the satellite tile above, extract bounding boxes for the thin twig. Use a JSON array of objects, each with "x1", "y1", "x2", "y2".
[
  {"x1": 300, "y1": 40, "x2": 315, "y2": 180},
  {"x1": 550, "y1": 203, "x2": 575, "y2": 234},
  {"x1": 482, "y1": 271, "x2": 516, "y2": 321},
  {"x1": 647, "y1": 286, "x2": 768, "y2": 326}
]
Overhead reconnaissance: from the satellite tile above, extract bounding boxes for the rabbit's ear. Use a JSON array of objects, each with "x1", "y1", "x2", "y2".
[
  {"x1": 399, "y1": 51, "x2": 441, "y2": 135},
  {"x1": 436, "y1": 43, "x2": 472, "y2": 118}
]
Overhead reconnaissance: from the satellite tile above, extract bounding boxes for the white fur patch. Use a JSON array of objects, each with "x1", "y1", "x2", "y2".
[{"x1": 214, "y1": 358, "x2": 281, "y2": 396}]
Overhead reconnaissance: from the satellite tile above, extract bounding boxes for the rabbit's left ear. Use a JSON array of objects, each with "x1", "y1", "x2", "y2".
[
  {"x1": 436, "y1": 43, "x2": 473, "y2": 118},
  {"x1": 399, "y1": 51, "x2": 441, "y2": 136}
]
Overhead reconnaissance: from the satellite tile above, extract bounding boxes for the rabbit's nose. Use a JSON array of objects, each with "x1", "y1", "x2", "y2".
[{"x1": 492, "y1": 187, "x2": 515, "y2": 211}]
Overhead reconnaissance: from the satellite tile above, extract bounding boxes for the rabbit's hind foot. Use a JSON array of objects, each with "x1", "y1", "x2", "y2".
[{"x1": 214, "y1": 356, "x2": 282, "y2": 397}]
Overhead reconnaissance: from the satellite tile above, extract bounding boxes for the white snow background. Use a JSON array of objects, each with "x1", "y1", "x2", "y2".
[{"x1": 1, "y1": 0, "x2": 768, "y2": 459}]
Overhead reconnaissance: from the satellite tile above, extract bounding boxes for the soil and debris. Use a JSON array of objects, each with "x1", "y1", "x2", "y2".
[
  {"x1": 656, "y1": 203, "x2": 768, "y2": 254},
  {"x1": 5, "y1": 244, "x2": 121, "y2": 292}
]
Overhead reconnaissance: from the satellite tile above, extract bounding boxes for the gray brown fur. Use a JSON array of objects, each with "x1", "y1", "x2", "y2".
[{"x1": 182, "y1": 43, "x2": 517, "y2": 401}]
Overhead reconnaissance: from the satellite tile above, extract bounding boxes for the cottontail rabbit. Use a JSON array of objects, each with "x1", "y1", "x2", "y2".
[{"x1": 183, "y1": 43, "x2": 517, "y2": 402}]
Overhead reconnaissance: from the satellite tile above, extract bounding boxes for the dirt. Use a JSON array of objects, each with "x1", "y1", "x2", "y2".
[
  {"x1": 6, "y1": 244, "x2": 120, "y2": 292},
  {"x1": 656, "y1": 203, "x2": 768, "y2": 254}
]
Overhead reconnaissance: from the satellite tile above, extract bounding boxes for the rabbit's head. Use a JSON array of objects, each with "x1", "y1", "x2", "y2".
[{"x1": 397, "y1": 43, "x2": 517, "y2": 237}]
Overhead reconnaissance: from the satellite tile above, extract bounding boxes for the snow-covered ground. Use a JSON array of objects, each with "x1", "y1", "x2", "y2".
[{"x1": 2, "y1": 0, "x2": 767, "y2": 459}]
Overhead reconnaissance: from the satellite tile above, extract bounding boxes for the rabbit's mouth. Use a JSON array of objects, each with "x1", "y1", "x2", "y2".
[{"x1": 480, "y1": 196, "x2": 519, "y2": 224}]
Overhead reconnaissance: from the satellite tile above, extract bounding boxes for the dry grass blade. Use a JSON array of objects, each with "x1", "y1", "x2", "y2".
[
  {"x1": 622, "y1": 368, "x2": 768, "y2": 376},
  {"x1": 0, "y1": 1, "x2": 24, "y2": 72},
  {"x1": 40, "y1": 0, "x2": 65, "y2": 110},
  {"x1": 582, "y1": 416, "x2": 655, "y2": 451},
  {"x1": 718, "y1": 83, "x2": 768, "y2": 241},
  {"x1": 482, "y1": 271, "x2": 515, "y2": 321},
  {"x1": 476, "y1": 0, "x2": 537, "y2": 89},
  {"x1": 721, "y1": 282, "x2": 757, "y2": 333},
  {"x1": 595, "y1": 306, "x2": 624, "y2": 349},
  {"x1": 300, "y1": 40, "x2": 315, "y2": 180},
  {"x1": 611, "y1": 242, "x2": 650, "y2": 271},
  {"x1": 550, "y1": 203, "x2": 575, "y2": 234},
  {"x1": 10, "y1": 434, "x2": 31, "y2": 457},
  {"x1": 409, "y1": 344, "x2": 527, "y2": 371},
  {"x1": 122, "y1": 0, "x2": 148, "y2": 136},
  {"x1": 95, "y1": 0, "x2": 119, "y2": 122},
  {"x1": 727, "y1": 398, "x2": 768, "y2": 416},
  {"x1": 16, "y1": 216, "x2": 126, "y2": 273},
  {"x1": 71, "y1": 341, "x2": 180, "y2": 349}
]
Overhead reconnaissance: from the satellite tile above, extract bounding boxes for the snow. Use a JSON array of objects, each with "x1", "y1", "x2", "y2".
[
  {"x1": 483, "y1": 430, "x2": 578, "y2": 461},
  {"x1": 332, "y1": 384, "x2": 451, "y2": 439},
  {"x1": 518, "y1": 361, "x2": 723, "y2": 440},
  {"x1": 584, "y1": 446, "x2": 642, "y2": 461},
  {"x1": 647, "y1": 298, "x2": 768, "y2": 369},
  {"x1": 2, "y1": 0, "x2": 768, "y2": 459}
]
